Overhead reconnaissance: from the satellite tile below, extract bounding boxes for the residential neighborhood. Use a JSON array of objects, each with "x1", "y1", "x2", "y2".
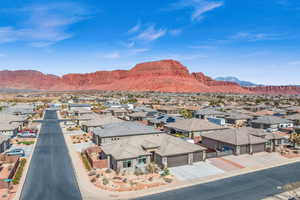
[{"x1": 1, "y1": 91, "x2": 300, "y2": 199}]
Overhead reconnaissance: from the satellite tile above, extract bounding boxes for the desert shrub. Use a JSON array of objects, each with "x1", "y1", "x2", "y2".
[
  {"x1": 163, "y1": 177, "x2": 173, "y2": 183},
  {"x1": 91, "y1": 177, "x2": 96, "y2": 183},
  {"x1": 102, "y1": 178, "x2": 109, "y2": 185},
  {"x1": 13, "y1": 158, "x2": 27, "y2": 185},
  {"x1": 105, "y1": 168, "x2": 112, "y2": 174},
  {"x1": 161, "y1": 168, "x2": 170, "y2": 177},
  {"x1": 134, "y1": 168, "x2": 144, "y2": 176},
  {"x1": 88, "y1": 170, "x2": 96, "y2": 176},
  {"x1": 80, "y1": 153, "x2": 91, "y2": 171},
  {"x1": 96, "y1": 174, "x2": 100, "y2": 178}
]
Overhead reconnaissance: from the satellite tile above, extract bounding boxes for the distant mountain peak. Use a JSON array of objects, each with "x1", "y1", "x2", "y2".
[{"x1": 215, "y1": 76, "x2": 257, "y2": 86}]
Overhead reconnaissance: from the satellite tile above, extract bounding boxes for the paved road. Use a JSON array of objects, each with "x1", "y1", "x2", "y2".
[
  {"x1": 20, "y1": 110, "x2": 82, "y2": 200},
  {"x1": 135, "y1": 162, "x2": 300, "y2": 200}
]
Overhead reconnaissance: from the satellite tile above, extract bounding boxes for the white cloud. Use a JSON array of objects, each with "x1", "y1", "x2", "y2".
[
  {"x1": 173, "y1": 0, "x2": 224, "y2": 21},
  {"x1": 135, "y1": 25, "x2": 167, "y2": 42},
  {"x1": 102, "y1": 52, "x2": 121, "y2": 59},
  {"x1": 129, "y1": 48, "x2": 149, "y2": 54},
  {"x1": 169, "y1": 29, "x2": 183, "y2": 36},
  {"x1": 231, "y1": 32, "x2": 283, "y2": 41},
  {"x1": 0, "y1": 2, "x2": 90, "y2": 47},
  {"x1": 128, "y1": 22, "x2": 141, "y2": 34}
]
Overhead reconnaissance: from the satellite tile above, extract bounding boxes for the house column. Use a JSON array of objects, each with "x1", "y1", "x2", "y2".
[
  {"x1": 188, "y1": 153, "x2": 193, "y2": 165},
  {"x1": 249, "y1": 144, "x2": 253, "y2": 154},
  {"x1": 236, "y1": 146, "x2": 240, "y2": 155},
  {"x1": 162, "y1": 157, "x2": 168, "y2": 168}
]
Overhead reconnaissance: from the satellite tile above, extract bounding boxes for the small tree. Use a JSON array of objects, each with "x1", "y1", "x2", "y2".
[{"x1": 180, "y1": 109, "x2": 193, "y2": 119}]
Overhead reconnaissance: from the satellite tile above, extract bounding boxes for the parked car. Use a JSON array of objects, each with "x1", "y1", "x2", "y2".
[
  {"x1": 17, "y1": 131, "x2": 37, "y2": 138},
  {"x1": 6, "y1": 149, "x2": 25, "y2": 157}
]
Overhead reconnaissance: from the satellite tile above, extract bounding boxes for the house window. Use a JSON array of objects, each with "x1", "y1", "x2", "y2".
[
  {"x1": 138, "y1": 156, "x2": 147, "y2": 164},
  {"x1": 123, "y1": 160, "x2": 132, "y2": 168}
]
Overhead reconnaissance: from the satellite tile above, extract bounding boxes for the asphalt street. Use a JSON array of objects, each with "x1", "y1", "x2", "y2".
[
  {"x1": 135, "y1": 161, "x2": 300, "y2": 200},
  {"x1": 20, "y1": 110, "x2": 82, "y2": 200}
]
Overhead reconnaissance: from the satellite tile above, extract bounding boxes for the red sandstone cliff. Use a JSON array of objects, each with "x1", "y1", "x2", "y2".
[{"x1": 0, "y1": 60, "x2": 297, "y2": 94}]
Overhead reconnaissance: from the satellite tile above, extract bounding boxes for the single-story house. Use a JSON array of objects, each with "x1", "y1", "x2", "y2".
[
  {"x1": 285, "y1": 114, "x2": 300, "y2": 126},
  {"x1": 224, "y1": 112, "x2": 252, "y2": 126},
  {"x1": 201, "y1": 128, "x2": 268, "y2": 155},
  {"x1": 156, "y1": 106, "x2": 181, "y2": 115},
  {"x1": 164, "y1": 118, "x2": 227, "y2": 139},
  {"x1": 147, "y1": 115, "x2": 180, "y2": 129},
  {"x1": 127, "y1": 111, "x2": 157, "y2": 121},
  {"x1": 251, "y1": 116, "x2": 293, "y2": 130},
  {"x1": 195, "y1": 108, "x2": 227, "y2": 120},
  {"x1": 101, "y1": 134, "x2": 206, "y2": 172},
  {"x1": 92, "y1": 121, "x2": 163, "y2": 145},
  {"x1": 80, "y1": 114, "x2": 123, "y2": 132}
]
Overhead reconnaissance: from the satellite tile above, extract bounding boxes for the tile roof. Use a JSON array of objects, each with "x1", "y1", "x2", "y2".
[
  {"x1": 93, "y1": 121, "x2": 162, "y2": 137},
  {"x1": 202, "y1": 127, "x2": 268, "y2": 145},
  {"x1": 102, "y1": 134, "x2": 205, "y2": 160},
  {"x1": 165, "y1": 118, "x2": 225, "y2": 132}
]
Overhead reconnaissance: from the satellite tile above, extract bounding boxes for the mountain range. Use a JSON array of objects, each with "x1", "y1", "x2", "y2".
[
  {"x1": 215, "y1": 76, "x2": 258, "y2": 86},
  {"x1": 0, "y1": 60, "x2": 299, "y2": 95}
]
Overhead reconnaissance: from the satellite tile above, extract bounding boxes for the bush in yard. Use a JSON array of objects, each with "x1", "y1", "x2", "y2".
[
  {"x1": 105, "y1": 168, "x2": 112, "y2": 174},
  {"x1": 13, "y1": 158, "x2": 27, "y2": 185},
  {"x1": 161, "y1": 168, "x2": 170, "y2": 177},
  {"x1": 88, "y1": 170, "x2": 96, "y2": 176},
  {"x1": 134, "y1": 168, "x2": 144, "y2": 176},
  {"x1": 96, "y1": 174, "x2": 100, "y2": 178},
  {"x1": 91, "y1": 177, "x2": 96, "y2": 183},
  {"x1": 163, "y1": 177, "x2": 173, "y2": 183},
  {"x1": 81, "y1": 153, "x2": 91, "y2": 171},
  {"x1": 102, "y1": 178, "x2": 109, "y2": 185}
]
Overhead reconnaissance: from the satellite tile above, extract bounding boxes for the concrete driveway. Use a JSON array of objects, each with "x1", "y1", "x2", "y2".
[
  {"x1": 6, "y1": 144, "x2": 34, "y2": 158},
  {"x1": 170, "y1": 161, "x2": 224, "y2": 181}
]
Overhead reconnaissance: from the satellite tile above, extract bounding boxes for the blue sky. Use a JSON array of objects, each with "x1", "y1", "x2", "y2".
[{"x1": 0, "y1": 0, "x2": 300, "y2": 85}]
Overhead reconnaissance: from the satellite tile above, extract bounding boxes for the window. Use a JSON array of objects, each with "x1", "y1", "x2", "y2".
[
  {"x1": 138, "y1": 156, "x2": 147, "y2": 164},
  {"x1": 123, "y1": 160, "x2": 132, "y2": 168}
]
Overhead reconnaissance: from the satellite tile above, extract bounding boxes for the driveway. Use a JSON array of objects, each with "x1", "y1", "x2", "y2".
[
  {"x1": 170, "y1": 161, "x2": 224, "y2": 181},
  {"x1": 224, "y1": 152, "x2": 288, "y2": 168},
  {"x1": 7, "y1": 144, "x2": 34, "y2": 158}
]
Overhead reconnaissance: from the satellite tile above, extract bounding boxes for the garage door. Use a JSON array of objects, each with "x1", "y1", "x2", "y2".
[
  {"x1": 193, "y1": 151, "x2": 203, "y2": 162},
  {"x1": 252, "y1": 143, "x2": 266, "y2": 153},
  {"x1": 240, "y1": 145, "x2": 249, "y2": 154},
  {"x1": 167, "y1": 154, "x2": 188, "y2": 168}
]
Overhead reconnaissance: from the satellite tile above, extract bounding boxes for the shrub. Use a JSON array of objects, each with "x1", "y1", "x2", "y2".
[
  {"x1": 81, "y1": 153, "x2": 91, "y2": 171},
  {"x1": 18, "y1": 141, "x2": 35, "y2": 145},
  {"x1": 161, "y1": 168, "x2": 170, "y2": 177},
  {"x1": 13, "y1": 158, "x2": 27, "y2": 185},
  {"x1": 163, "y1": 177, "x2": 173, "y2": 183},
  {"x1": 134, "y1": 168, "x2": 144, "y2": 176},
  {"x1": 96, "y1": 174, "x2": 100, "y2": 178},
  {"x1": 88, "y1": 170, "x2": 96, "y2": 176},
  {"x1": 102, "y1": 178, "x2": 109, "y2": 185},
  {"x1": 105, "y1": 169, "x2": 112, "y2": 174},
  {"x1": 91, "y1": 177, "x2": 96, "y2": 183}
]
